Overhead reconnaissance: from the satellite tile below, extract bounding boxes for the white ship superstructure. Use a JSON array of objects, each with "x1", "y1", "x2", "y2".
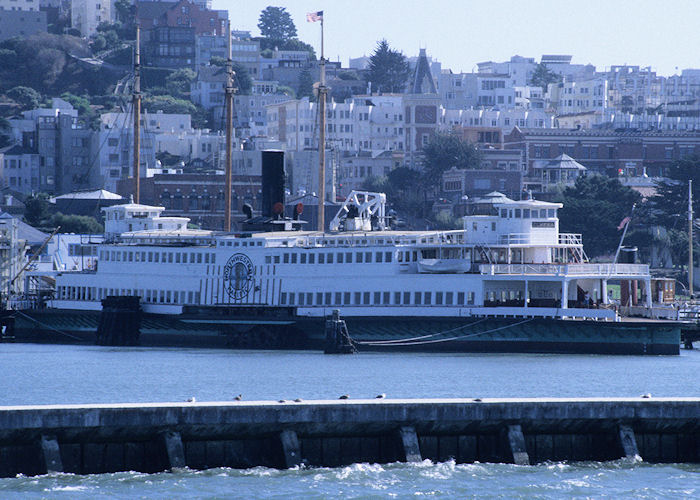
[{"x1": 52, "y1": 191, "x2": 652, "y2": 322}]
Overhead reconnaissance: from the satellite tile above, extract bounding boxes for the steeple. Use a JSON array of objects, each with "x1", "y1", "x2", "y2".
[{"x1": 410, "y1": 48, "x2": 437, "y2": 94}]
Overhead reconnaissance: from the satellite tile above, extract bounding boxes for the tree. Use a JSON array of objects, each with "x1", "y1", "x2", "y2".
[
  {"x1": 529, "y1": 62, "x2": 561, "y2": 91},
  {"x1": 296, "y1": 69, "x2": 314, "y2": 100},
  {"x1": 558, "y1": 174, "x2": 641, "y2": 258},
  {"x1": 650, "y1": 155, "x2": 700, "y2": 228},
  {"x1": 7, "y1": 86, "x2": 41, "y2": 111},
  {"x1": 0, "y1": 118, "x2": 12, "y2": 148},
  {"x1": 421, "y1": 132, "x2": 481, "y2": 186},
  {"x1": 50, "y1": 213, "x2": 103, "y2": 234},
  {"x1": 24, "y1": 193, "x2": 51, "y2": 227},
  {"x1": 165, "y1": 68, "x2": 196, "y2": 99},
  {"x1": 143, "y1": 95, "x2": 197, "y2": 116},
  {"x1": 365, "y1": 39, "x2": 410, "y2": 94},
  {"x1": 233, "y1": 63, "x2": 252, "y2": 95},
  {"x1": 258, "y1": 6, "x2": 297, "y2": 41}
]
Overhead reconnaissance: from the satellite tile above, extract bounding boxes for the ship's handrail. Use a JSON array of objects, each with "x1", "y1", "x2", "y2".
[
  {"x1": 480, "y1": 263, "x2": 649, "y2": 276},
  {"x1": 497, "y1": 233, "x2": 582, "y2": 245}
]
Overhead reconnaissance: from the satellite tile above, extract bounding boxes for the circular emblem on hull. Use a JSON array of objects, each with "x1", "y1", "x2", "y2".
[{"x1": 223, "y1": 253, "x2": 254, "y2": 300}]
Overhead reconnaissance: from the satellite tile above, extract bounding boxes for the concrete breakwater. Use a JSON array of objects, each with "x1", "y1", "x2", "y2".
[{"x1": 0, "y1": 398, "x2": 698, "y2": 476}]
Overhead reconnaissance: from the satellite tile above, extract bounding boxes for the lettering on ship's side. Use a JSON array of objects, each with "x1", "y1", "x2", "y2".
[{"x1": 223, "y1": 253, "x2": 254, "y2": 301}]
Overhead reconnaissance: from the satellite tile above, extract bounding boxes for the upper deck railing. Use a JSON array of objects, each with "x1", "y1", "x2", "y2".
[
  {"x1": 479, "y1": 262, "x2": 649, "y2": 277},
  {"x1": 497, "y1": 233, "x2": 582, "y2": 245}
]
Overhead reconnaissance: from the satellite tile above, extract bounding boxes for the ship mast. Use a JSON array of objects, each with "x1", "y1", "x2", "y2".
[
  {"x1": 133, "y1": 24, "x2": 141, "y2": 204},
  {"x1": 317, "y1": 17, "x2": 327, "y2": 232},
  {"x1": 224, "y1": 21, "x2": 235, "y2": 231},
  {"x1": 689, "y1": 179, "x2": 694, "y2": 298}
]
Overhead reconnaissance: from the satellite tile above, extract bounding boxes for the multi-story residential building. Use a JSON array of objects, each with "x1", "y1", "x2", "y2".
[
  {"x1": 438, "y1": 71, "x2": 516, "y2": 110},
  {"x1": 233, "y1": 87, "x2": 288, "y2": 138},
  {"x1": 266, "y1": 95, "x2": 406, "y2": 155},
  {"x1": 138, "y1": 0, "x2": 227, "y2": 68},
  {"x1": 549, "y1": 76, "x2": 608, "y2": 115},
  {"x1": 97, "y1": 109, "x2": 192, "y2": 192},
  {"x1": 231, "y1": 37, "x2": 260, "y2": 78},
  {"x1": 8, "y1": 99, "x2": 95, "y2": 195},
  {"x1": 70, "y1": 0, "x2": 111, "y2": 37},
  {"x1": 504, "y1": 127, "x2": 700, "y2": 178},
  {"x1": 0, "y1": 145, "x2": 40, "y2": 195},
  {"x1": 541, "y1": 54, "x2": 596, "y2": 81},
  {"x1": 194, "y1": 33, "x2": 226, "y2": 67},
  {"x1": 191, "y1": 64, "x2": 226, "y2": 110},
  {"x1": 477, "y1": 55, "x2": 537, "y2": 87},
  {"x1": 441, "y1": 108, "x2": 555, "y2": 132},
  {"x1": 0, "y1": 0, "x2": 47, "y2": 40}
]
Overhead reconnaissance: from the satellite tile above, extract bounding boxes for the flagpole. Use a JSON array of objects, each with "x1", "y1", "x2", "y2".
[
  {"x1": 612, "y1": 204, "x2": 635, "y2": 266},
  {"x1": 317, "y1": 15, "x2": 326, "y2": 233}
]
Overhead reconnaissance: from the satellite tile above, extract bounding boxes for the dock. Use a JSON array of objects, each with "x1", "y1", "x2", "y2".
[{"x1": 0, "y1": 398, "x2": 698, "y2": 476}]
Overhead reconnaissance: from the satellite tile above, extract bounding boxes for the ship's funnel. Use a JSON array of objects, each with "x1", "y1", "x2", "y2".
[{"x1": 261, "y1": 150, "x2": 285, "y2": 218}]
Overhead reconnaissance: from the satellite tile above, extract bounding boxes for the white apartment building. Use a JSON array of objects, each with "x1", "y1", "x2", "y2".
[
  {"x1": 0, "y1": 0, "x2": 40, "y2": 10},
  {"x1": 266, "y1": 95, "x2": 406, "y2": 155},
  {"x1": 71, "y1": 0, "x2": 112, "y2": 37},
  {"x1": 441, "y1": 108, "x2": 556, "y2": 133},
  {"x1": 477, "y1": 55, "x2": 537, "y2": 87},
  {"x1": 438, "y1": 72, "x2": 516, "y2": 109},
  {"x1": 98, "y1": 110, "x2": 192, "y2": 191},
  {"x1": 550, "y1": 77, "x2": 608, "y2": 116}
]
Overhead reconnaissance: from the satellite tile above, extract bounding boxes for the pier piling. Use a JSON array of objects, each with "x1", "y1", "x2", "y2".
[
  {"x1": 39, "y1": 435, "x2": 62, "y2": 473},
  {"x1": 399, "y1": 426, "x2": 422, "y2": 462}
]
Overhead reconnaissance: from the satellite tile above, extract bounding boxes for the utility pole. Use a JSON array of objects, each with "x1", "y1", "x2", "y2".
[
  {"x1": 133, "y1": 24, "x2": 141, "y2": 204},
  {"x1": 224, "y1": 21, "x2": 235, "y2": 232}
]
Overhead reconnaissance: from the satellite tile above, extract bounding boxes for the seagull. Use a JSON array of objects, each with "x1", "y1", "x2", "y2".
[
  {"x1": 278, "y1": 399, "x2": 287, "y2": 403},
  {"x1": 339, "y1": 394, "x2": 349, "y2": 400},
  {"x1": 375, "y1": 393, "x2": 386, "y2": 399},
  {"x1": 641, "y1": 393, "x2": 652, "y2": 399},
  {"x1": 294, "y1": 398, "x2": 303, "y2": 402},
  {"x1": 234, "y1": 394, "x2": 242, "y2": 401},
  {"x1": 473, "y1": 398, "x2": 482, "y2": 402},
  {"x1": 186, "y1": 397, "x2": 196, "y2": 403}
]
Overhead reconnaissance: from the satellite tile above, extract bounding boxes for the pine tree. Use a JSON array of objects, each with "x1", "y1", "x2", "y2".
[
  {"x1": 257, "y1": 6, "x2": 297, "y2": 41},
  {"x1": 365, "y1": 39, "x2": 410, "y2": 94}
]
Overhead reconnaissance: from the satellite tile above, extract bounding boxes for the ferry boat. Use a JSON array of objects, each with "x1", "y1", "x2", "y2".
[{"x1": 17, "y1": 171, "x2": 679, "y2": 355}]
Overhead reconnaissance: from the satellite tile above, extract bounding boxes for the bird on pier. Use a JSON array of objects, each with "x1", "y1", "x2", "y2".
[
  {"x1": 186, "y1": 397, "x2": 196, "y2": 403},
  {"x1": 294, "y1": 398, "x2": 303, "y2": 402},
  {"x1": 278, "y1": 399, "x2": 287, "y2": 403},
  {"x1": 234, "y1": 394, "x2": 242, "y2": 401},
  {"x1": 339, "y1": 394, "x2": 349, "y2": 400},
  {"x1": 375, "y1": 393, "x2": 386, "y2": 399},
  {"x1": 641, "y1": 393, "x2": 652, "y2": 398}
]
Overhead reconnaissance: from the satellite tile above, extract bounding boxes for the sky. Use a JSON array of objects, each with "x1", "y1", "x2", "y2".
[{"x1": 212, "y1": 0, "x2": 700, "y2": 77}]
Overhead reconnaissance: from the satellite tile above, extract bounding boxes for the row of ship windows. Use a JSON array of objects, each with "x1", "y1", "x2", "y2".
[
  {"x1": 100, "y1": 250, "x2": 217, "y2": 265},
  {"x1": 57, "y1": 286, "x2": 201, "y2": 305},
  {"x1": 267, "y1": 251, "x2": 396, "y2": 265},
  {"x1": 280, "y1": 291, "x2": 477, "y2": 307}
]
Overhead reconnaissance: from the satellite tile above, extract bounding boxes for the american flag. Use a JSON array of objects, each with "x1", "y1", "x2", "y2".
[
  {"x1": 306, "y1": 11, "x2": 323, "y2": 22},
  {"x1": 617, "y1": 216, "x2": 631, "y2": 231}
]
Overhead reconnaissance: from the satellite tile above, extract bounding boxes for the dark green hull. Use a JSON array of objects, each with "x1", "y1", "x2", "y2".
[{"x1": 12, "y1": 308, "x2": 681, "y2": 355}]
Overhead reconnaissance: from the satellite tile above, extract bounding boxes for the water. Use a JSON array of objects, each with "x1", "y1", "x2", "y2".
[{"x1": 1, "y1": 344, "x2": 699, "y2": 498}]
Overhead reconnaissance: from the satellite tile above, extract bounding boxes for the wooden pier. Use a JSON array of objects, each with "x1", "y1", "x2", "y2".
[{"x1": 0, "y1": 398, "x2": 698, "y2": 476}]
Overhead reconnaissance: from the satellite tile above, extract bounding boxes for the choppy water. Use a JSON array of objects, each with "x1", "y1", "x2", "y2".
[{"x1": 1, "y1": 344, "x2": 699, "y2": 498}]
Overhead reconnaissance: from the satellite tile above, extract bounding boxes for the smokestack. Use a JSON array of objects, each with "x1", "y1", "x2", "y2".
[{"x1": 261, "y1": 150, "x2": 285, "y2": 218}]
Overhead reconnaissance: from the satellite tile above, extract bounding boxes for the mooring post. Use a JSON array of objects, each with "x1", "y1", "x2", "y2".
[
  {"x1": 618, "y1": 425, "x2": 640, "y2": 459},
  {"x1": 399, "y1": 426, "x2": 422, "y2": 462},
  {"x1": 324, "y1": 309, "x2": 355, "y2": 354},
  {"x1": 279, "y1": 429, "x2": 302, "y2": 468},
  {"x1": 39, "y1": 435, "x2": 63, "y2": 473},
  {"x1": 161, "y1": 431, "x2": 186, "y2": 469},
  {"x1": 505, "y1": 425, "x2": 530, "y2": 465}
]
